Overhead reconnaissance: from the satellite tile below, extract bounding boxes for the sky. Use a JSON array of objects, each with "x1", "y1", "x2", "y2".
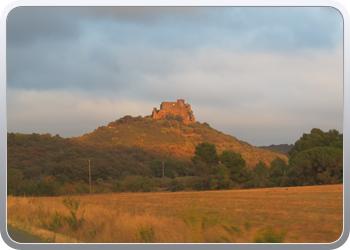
[{"x1": 6, "y1": 7, "x2": 343, "y2": 146}]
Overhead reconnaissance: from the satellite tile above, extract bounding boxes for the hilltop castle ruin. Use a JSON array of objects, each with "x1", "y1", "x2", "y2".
[{"x1": 152, "y1": 99, "x2": 195, "y2": 125}]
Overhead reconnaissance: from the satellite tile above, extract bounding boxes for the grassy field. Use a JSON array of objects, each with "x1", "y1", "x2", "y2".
[{"x1": 7, "y1": 184, "x2": 343, "y2": 243}]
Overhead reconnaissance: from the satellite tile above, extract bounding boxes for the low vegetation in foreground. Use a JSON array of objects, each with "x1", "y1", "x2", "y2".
[{"x1": 7, "y1": 184, "x2": 343, "y2": 243}]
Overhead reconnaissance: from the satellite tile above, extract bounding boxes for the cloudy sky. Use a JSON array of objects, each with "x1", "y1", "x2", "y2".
[{"x1": 6, "y1": 7, "x2": 343, "y2": 146}]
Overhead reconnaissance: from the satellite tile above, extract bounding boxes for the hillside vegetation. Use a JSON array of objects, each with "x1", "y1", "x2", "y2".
[
  {"x1": 7, "y1": 115, "x2": 342, "y2": 197},
  {"x1": 75, "y1": 115, "x2": 288, "y2": 168}
]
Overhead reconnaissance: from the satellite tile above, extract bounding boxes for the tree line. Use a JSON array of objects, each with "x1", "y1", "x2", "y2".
[{"x1": 188, "y1": 127, "x2": 342, "y2": 190}]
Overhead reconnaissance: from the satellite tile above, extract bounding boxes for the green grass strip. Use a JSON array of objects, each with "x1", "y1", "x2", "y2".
[{"x1": 7, "y1": 224, "x2": 49, "y2": 243}]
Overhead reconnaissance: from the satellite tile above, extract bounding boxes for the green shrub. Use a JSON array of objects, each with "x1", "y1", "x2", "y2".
[
  {"x1": 41, "y1": 211, "x2": 63, "y2": 232},
  {"x1": 254, "y1": 224, "x2": 286, "y2": 243},
  {"x1": 74, "y1": 181, "x2": 89, "y2": 194},
  {"x1": 62, "y1": 197, "x2": 85, "y2": 231},
  {"x1": 136, "y1": 226, "x2": 155, "y2": 243}
]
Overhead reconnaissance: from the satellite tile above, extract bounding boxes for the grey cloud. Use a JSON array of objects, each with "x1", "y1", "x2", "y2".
[
  {"x1": 82, "y1": 7, "x2": 207, "y2": 22},
  {"x1": 7, "y1": 7, "x2": 83, "y2": 47},
  {"x1": 6, "y1": 7, "x2": 343, "y2": 52},
  {"x1": 6, "y1": 7, "x2": 343, "y2": 145},
  {"x1": 7, "y1": 38, "x2": 124, "y2": 92},
  {"x1": 214, "y1": 7, "x2": 343, "y2": 52}
]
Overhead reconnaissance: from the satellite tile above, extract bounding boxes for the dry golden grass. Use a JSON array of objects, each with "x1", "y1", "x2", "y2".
[{"x1": 7, "y1": 184, "x2": 343, "y2": 243}]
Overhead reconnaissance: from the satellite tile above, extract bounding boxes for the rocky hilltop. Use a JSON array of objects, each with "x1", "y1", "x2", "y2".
[{"x1": 152, "y1": 99, "x2": 195, "y2": 125}]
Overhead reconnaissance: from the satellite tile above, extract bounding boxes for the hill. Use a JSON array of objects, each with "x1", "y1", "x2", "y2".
[
  {"x1": 7, "y1": 124, "x2": 342, "y2": 196},
  {"x1": 74, "y1": 115, "x2": 288, "y2": 168},
  {"x1": 7, "y1": 100, "x2": 289, "y2": 195}
]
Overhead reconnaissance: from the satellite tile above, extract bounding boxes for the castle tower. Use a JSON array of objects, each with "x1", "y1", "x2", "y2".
[{"x1": 177, "y1": 99, "x2": 184, "y2": 108}]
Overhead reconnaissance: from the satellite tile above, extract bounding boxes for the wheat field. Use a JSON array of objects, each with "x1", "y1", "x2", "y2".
[{"x1": 7, "y1": 184, "x2": 343, "y2": 243}]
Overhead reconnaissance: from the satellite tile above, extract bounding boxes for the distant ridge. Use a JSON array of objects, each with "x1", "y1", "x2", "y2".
[{"x1": 258, "y1": 144, "x2": 294, "y2": 156}]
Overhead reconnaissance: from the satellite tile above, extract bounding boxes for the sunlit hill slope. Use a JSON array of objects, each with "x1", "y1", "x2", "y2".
[{"x1": 74, "y1": 115, "x2": 288, "y2": 168}]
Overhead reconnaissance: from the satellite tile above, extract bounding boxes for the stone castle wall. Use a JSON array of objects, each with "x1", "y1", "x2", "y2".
[{"x1": 153, "y1": 99, "x2": 195, "y2": 125}]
